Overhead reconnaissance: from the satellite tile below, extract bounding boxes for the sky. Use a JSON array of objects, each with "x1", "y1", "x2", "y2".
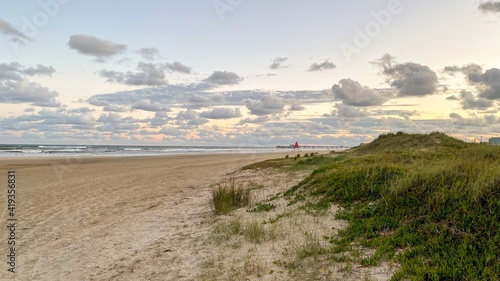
[{"x1": 0, "y1": 0, "x2": 500, "y2": 146}]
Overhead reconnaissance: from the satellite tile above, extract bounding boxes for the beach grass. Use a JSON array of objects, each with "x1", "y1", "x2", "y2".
[
  {"x1": 285, "y1": 132, "x2": 500, "y2": 280},
  {"x1": 211, "y1": 178, "x2": 251, "y2": 215}
]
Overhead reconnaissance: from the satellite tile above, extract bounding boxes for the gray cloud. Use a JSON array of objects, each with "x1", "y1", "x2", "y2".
[
  {"x1": 24, "y1": 64, "x2": 56, "y2": 76},
  {"x1": 449, "y1": 113, "x2": 497, "y2": 128},
  {"x1": 479, "y1": 68, "x2": 500, "y2": 99},
  {"x1": 0, "y1": 18, "x2": 30, "y2": 43},
  {"x1": 332, "y1": 79, "x2": 388, "y2": 106},
  {"x1": 205, "y1": 71, "x2": 243, "y2": 86},
  {"x1": 269, "y1": 57, "x2": 288, "y2": 69},
  {"x1": 239, "y1": 116, "x2": 274, "y2": 125},
  {"x1": 460, "y1": 90, "x2": 493, "y2": 110},
  {"x1": 200, "y1": 107, "x2": 241, "y2": 119},
  {"x1": 0, "y1": 62, "x2": 23, "y2": 81},
  {"x1": 32, "y1": 100, "x2": 62, "y2": 108},
  {"x1": 444, "y1": 64, "x2": 483, "y2": 83},
  {"x1": 0, "y1": 79, "x2": 60, "y2": 107},
  {"x1": 479, "y1": 1, "x2": 500, "y2": 13},
  {"x1": 308, "y1": 60, "x2": 336, "y2": 72},
  {"x1": 131, "y1": 99, "x2": 170, "y2": 112},
  {"x1": 245, "y1": 94, "x2": 286, "y2": 116},
  {"x1": 96, "y1": 113, "x2": 140, "y2": 132},
  {"x1": 99, "y1": 62, "x2": 168, "y2": 86},
  {"x1": 0, "y1": 108, "x2": 95, "y2": 133},
  {"x1": 444, "y1": 64, "x2": 500, "y2": 100},
  {"x1": 160, "y1": 126, "x2": 184, "y2": 137},
  {"x1": 290, "y1": 104, "x2": 305, "y2": 111},
  {"x1": 165, "y1": 61, "x2": 192, "y2": 74},
  {"x1": 176, "y1": 110, "x2": 209, "y2": 126},
  {"x1": 0, "y1": 62, "x2": 55, "y2": 80},
  {"x1": 333, "y1": 104, "x2": 370, "y2": 118},
  {"x1": 68, "y1": 34, "x2": 127, "y2": 60},
  {"x1": 103, "y1": 104, "x2": 128, "y2": 112},
  {"x1": 374, "y1": 54, "x2": 438, "y2": 96},
  {"x1": 150, "y1": 112, "x2": 171, "y2": 127},
  {"x1": 187, "y1": 94, "x2": 213, "y2": 109},
  {"x1": 137, "y1": 47, "x2": 161, "y2": 60}
]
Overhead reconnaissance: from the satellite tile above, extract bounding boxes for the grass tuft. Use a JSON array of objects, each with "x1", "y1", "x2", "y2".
[{"x1": 211, "y1": 178, "x2": 251, "y2": 215}]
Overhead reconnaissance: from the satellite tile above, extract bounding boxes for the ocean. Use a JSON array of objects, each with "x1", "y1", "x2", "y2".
[{"x1": 0, "y1": 144, "x2": 287, "y2": 157}]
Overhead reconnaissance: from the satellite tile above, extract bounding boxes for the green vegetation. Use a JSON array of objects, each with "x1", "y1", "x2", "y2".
[
  {"x1": 241, "y1": 153, "x2": 342, "y2": 171},
  {"x1": 285, "y1": 132, "x2": 500, "y2": 280},
  {"x1": 248, "y1": 202, "x2": 277, "y2": 212},
  {"x1": 211, "y1": 178, "x2": 251, "y2": 215}
]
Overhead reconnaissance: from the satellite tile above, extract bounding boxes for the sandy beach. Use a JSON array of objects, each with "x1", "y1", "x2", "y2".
[
  {"x1": 0, "y1": 152, "x2": 291, "y2": 280},
  {"x1": 0, "y1": 152, "x2": 395, "y2": 280}
]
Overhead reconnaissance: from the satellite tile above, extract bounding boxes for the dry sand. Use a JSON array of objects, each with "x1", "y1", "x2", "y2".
[{"x1": 0, "y1": 152, "x2": 396, "y2": 280}]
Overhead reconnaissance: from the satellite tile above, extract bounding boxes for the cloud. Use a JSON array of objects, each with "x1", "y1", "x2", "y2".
[
  {"x1": 99, "y1": 62, "x2": 168, "y2": 86},
  {"x1": 23, "y1": 64, "x2": 56, "y2": 76},
  {"x1": 0, "y1": 18, "x2": 30, "y2": 43},
  {"x1": 0, "y1": 79, "x2": 60, "y2": 107},
  {"x1": 479, "y1": 1, "x2": 500, "y2": 13},
  {"x1": 200, "y1": 107, "x2": 242, "y2": 119},
  {"x1": 137, "y1": 47, "x2": 161, "y2": 60},
  {"x1": 290, "y1": 104, "x2": 305, "y2": 111},
  {"x1": 479, "y1": 68, "x2": 500, "y2": 99},
  {"x1": 239, "y1": 116, "x2": 274, "y2": 125},
  {"x1": 68, "y1": 34, "x2": 127, "y2": 60},
  {"x1": 460, "y1": 90, "x2": 493, "y2": 110},
  {"x1": 245, "y1": 94, "x2": 286, "y2": 115},
  {"x1": 444, "y1": 64, "x2": 483, "y2": 83},
  {"x1": 308, "y1": 60, "x2": 336, "y2": 72},
  {"x1": 449, "y1": 113, "x2": 497, "y2": 127},
  {"x1": 176, "y1": 110, "x2": 209, "y2": 125},
  {"x1": 374, "y1": 54, "x2": 438, "y2": 96},
  {"x1": 96, "y1": 112, "x2": 141, "y2": 133},
  {"x1": 0, "y1": 62, "x2": 23, "y2": 81},
  {"x1": 332, "y1": 79, "x2": 388, "y2": 106},
  {"x1": 0, "y1": 108, "x2": 95, "y2": 133},
  {"x1": 205, "y1": 71, "x2": 243, "y2": 86},
  {"x1": 131, "y1": 99, "x2": 170, "y2": 112},
  {"x1": 160, "y1": 126, "x2": 184, "y2": 137},
  {"x1": 445, "y1": 64, "x2": 500, "y2": 100},
  {"x1": 149, "y1": 112, "x2": 171, "y2": 128},
  {"x1": 165, "y1": 61, "x2": 192, "y2": 74},
  {"x1": 333, "y1": 104, "x2": 370, "y2": 118},
  {"x1": 187, "y1": 94, "x2": 214, "y2": 109},
  {"x1": 269, "y1": 57, "x2": 288, "y2": 69},
  {"x1": 32, "y1": 100, "x2": 62, "y2": 108},
  {"x1": 103, "y1": 104, "x2": 128, "y2": 112},
  {"x1": 0, "y1": 62, "x2": 55, "y2": 80}
]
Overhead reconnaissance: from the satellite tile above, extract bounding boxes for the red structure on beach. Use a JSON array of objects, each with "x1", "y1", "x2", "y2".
[{"x1": 293, "y1": 141, "x2": 300, "y2": 149}]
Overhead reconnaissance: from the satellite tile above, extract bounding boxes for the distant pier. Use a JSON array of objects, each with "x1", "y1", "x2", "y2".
[{"x1": 276, "y1": 144, "x2": 350, "y2": 150}]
